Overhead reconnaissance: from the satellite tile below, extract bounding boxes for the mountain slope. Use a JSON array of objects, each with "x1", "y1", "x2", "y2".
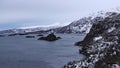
[
  {"x1": 50, "y1": 16, "x2": 104, "y2": 34},
  {"x1": 0, "y1": 25, "x2": 62, "y2": 34},
  {"x1": 64, "y1": 12, "x2": 120, "y2": 68},
  {"x1": 0, "y1": 12, "x2": 114, "y2": 34}
]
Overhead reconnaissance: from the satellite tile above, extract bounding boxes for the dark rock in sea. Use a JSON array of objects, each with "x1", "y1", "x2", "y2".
[
  {"x1": 26, "y1": 36, "x2": 35, "y2": 38},
  {"x1": 57, "y1": 37, "x2": 62, "y2": 39},
  {"x1": 18, "y1": 33, "x2": 28, "y2": 35},
  {"x1": 65, "y1": 12, "x2": 120, "y2": 68},
  {"x1": 8, "y1": 34, "x2": 18, "y2": 36},
  {"x1": 37, "y1": 34, "x2": 44, "y2": 36},
  {"x1": 0, "y1": 35, "x2": 5, "y2": 37},
  {"x1": 38, "y1": 33, "x2": 61, "y2": 41}
]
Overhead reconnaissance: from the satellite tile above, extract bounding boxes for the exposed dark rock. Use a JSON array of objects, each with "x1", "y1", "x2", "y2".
[
  {"x1": 57, "y1": 37, "x2": 62, "y2": 39},
  {"x1": 65, "y1": 12, "x2": 120, "y2": 68},
  {"x1": 18, "y1": 33, "x2": 28, "y2": 35},
  {"x1": 38, "y1": 33, "x2": 61, "y2": 41},
  {"x1": 0, "y1": 35, "x2": 5, "y2": 37},
  {"x1": 37, "y1": 34, "x2": 44, "y2": 36},
  {"x1": 8, "y1": 34, "x2": 18, "y2": 36},
  {"x1": 26, "y1": 36, "x2": 35, "y2": 38}
]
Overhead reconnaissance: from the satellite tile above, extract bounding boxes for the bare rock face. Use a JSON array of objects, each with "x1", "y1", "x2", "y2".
[
  {"x1": 38, "y1": 33, "x2": 61, "y2": 41},
  {"x1": 65, "y1": 12, "x2": 120, "y2": 68}
]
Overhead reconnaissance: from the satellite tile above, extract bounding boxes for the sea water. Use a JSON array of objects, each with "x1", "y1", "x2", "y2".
[{"x1": 0, "y1": 34, "x2": 86, "y2": 68}]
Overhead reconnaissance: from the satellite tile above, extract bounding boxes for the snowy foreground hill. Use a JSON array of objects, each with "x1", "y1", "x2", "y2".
[{"x1": 64, "y1": 12, "x2": 120, "y2": 68}]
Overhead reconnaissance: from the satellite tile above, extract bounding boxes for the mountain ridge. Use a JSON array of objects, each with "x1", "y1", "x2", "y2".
[{"x1": 0, "y1": 11, "x2": 118, "y2": 34}]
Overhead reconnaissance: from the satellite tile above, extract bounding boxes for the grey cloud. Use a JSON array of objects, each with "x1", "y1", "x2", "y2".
[{"x1": 0, "y1": 0, "x2": 120, "y2": 30}]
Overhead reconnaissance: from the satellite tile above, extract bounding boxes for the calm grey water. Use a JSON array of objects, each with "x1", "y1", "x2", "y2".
[{"x1": 0, "y1": 34, "x2": 86, "y2": 68}]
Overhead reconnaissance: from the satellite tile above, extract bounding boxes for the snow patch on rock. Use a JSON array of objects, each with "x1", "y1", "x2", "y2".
[
  {"x1": 94, "y1": 36, "x2": 102, "y2": 41},
  {"x1": 108, "y1": 27, "x2": 116, "y2": 33}
]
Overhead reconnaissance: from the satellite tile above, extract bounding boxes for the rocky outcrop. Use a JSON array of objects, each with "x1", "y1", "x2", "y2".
[
  {"x1": 18, "y1": 33, "x2": 28, "y2": 35},
  {"x1": 38, "y1": 33, "x2": 61, "y2": 41},
  {"x1": 64, "y1": 12, "x2": 120, "y2": 68},
  {"x1": 0, "y1": 35, "x2": 5, "y2": 37},
  {"x1": 26, "y1": 36, "x2": 35, "y2": 38},
  {"x1": 37, "y1": 34, "x2": 44, "y2": 36},
  {"x1": 8, "y1": 34, "x2": 18, "y2": 36}
]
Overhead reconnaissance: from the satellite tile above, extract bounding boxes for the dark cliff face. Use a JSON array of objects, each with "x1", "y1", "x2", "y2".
[
  {"x1": 65, "y1": 12, "x2": 120, "y2": 68},
  {"x1": 77, "y1": 12, "x2": 120, "y2": 45}
]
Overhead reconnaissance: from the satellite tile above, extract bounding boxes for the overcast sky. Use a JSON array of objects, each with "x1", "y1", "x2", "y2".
[{"x1": 0, "y1": 0, "x2": 120, "y2": 30}]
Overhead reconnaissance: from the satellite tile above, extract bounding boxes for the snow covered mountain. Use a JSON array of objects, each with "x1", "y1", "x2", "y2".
[
  {"x1": 50, "y1": 16, "x2": 104, "y2": 34},
  {"x1": 0, "y1": 26, "x2": 61, "y2": 34},
  {"x1": 50, "y1": 11, "x2": 119, "y2": 34},
  {"x1": 0, "y1": 11, "x2": 115, "y2": 34},
  {"x1": 0, "y1": 23, "x2": 64, "y2": 34}
]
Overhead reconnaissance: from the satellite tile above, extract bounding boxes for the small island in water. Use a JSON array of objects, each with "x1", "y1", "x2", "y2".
[{"x1": 38, "y1": 33, "x2": 61, "y2": 41}]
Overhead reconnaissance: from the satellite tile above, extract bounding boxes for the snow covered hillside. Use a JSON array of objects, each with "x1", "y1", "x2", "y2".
[
  {"x1": 0, "y1": 11, "x2": 116, "y2": 34},
  {"x1": 64, "y1": 12, "x2": 120, "y2": 68},
  {"x1": 49, "y1": 16, "x2": 104, "y2": 34},
  {"x1": 0, "y1": 23, "x2": 64, "y2": 34}
]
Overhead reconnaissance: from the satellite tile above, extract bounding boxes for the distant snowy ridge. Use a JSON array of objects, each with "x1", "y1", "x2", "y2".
[
  {"x1": 0, "y1": 22, "x2": 70, "y2": 34},
  {"x1": 19, "y1": 22, "x2": 70, "y2": 29}
]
